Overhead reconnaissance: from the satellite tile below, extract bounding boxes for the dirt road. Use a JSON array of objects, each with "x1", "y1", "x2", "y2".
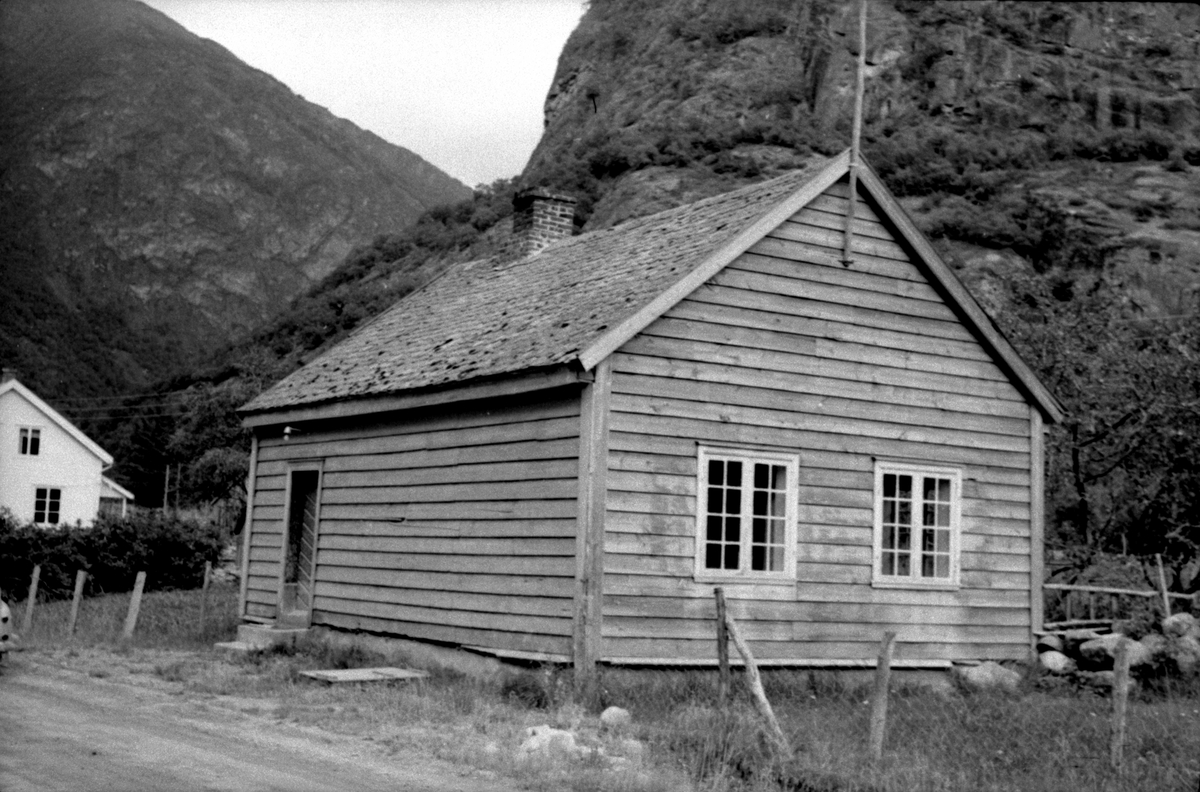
[{"x1": 0, "y1": 653, "x2": 518, "y2": 792}]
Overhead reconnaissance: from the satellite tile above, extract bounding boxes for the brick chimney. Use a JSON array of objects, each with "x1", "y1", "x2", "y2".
[{"x1": 507, "y1": 188, "x2": 576, "y2": 260}]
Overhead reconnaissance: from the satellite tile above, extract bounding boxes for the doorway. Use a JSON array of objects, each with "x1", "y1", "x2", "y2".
[{"x1": 279, "y1": 469, "x2": 320, "y2": 626}]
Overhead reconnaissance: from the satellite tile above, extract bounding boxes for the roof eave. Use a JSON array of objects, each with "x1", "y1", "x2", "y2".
[{"x1": 241, "y1": 363, "x2": 589, "y2": 429}]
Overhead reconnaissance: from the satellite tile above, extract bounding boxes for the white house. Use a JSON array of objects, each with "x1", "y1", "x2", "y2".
[{"x1": 0, "y1": 372, "x2": 133, "y2": 525}]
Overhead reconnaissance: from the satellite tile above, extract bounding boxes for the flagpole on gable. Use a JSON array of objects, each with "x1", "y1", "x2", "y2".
[{"x1": 842, "y1": 0, "x2": 867, "y2": 267}]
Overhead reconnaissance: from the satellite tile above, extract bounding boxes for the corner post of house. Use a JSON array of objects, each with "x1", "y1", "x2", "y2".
[
  {"x1": 1029, "y1": 407, "x2": 1046, "y2": 654},
  {"x1": 574, "y1": 358, "x2": 611, "y2": 705},
  {"x1": 238, "y1": 431, "x2": 259, "y2": 620}
]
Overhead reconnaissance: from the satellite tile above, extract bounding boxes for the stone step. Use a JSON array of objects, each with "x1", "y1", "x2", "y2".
[{"x1": 233, "y1": 623, "x2": 309, "y2": 649}]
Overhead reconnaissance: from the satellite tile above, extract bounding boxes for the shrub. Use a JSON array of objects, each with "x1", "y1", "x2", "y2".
[{"x1": 0, "y1": 509, "x2": 223, "y2": 600}]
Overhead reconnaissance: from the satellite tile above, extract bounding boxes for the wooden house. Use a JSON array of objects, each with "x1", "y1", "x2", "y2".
[{"x1": 238, "y1": 151, "x2": 1062, "y2": 678}]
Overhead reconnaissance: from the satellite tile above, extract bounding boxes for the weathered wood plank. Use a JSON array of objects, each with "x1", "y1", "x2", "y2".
[
  {"x1": 257, "y1": 414, "x2": 579, "y2": 463},
  {"x1": 636, "y1": 315, "x2": 1013, "y2": 388},
  {"x1": 801, "y1": 192, "x2": 885, "y2": 224},
  {"x1": 667, "y1": 296, "x2": 993, "y2": 364},
  {"x1": 768, "y1": 218, "x2": 911, "y2": 261},
  {"x1": 733, "y1": 250, "x2": 942, "y2": 304},
  {"x1": 613, "y1": 349, "x2": 1026, "y2": 423},
  {"x1": 599, "y1": 636, "x2": 1029, "y2": 662},
  {"x1": 318, "y1": 500, "x2": 578, "y2": 522},
  {"x1": 607, "y1": 412, "x2": 1031, "y2": 470},
  {"x1": 618, "y1": 334, "x2": 1023, "y2": 405},
  {"x1": 713, "y1": 266, "x2": 956, "y2": 322},
  {"x1": 314, "y1": 595, "x2": 572, "y2": 636},
  {"x1": 611, "y1": 392, "x2": 1030, "y2": 455},
  {"x1": 316, "y1": 581, "x2": 573, "y2": 618},
  {"x1": 315, "y1": 611, "x2": 573, "y2": 656},
  {"x1": 320, "y1": 566, "x2": 574, "y2": 598},
  {"x1": 604, "y1": 596, "x2": 1031, "y2": 627},
  {"x1": 322, "y1": 439, "x2": 579, "y2": 475},
  {"x1": 318, "y1": 534, "x2": 575, "y2": 556},
  {"x1": 322, "y1": 458, "x2": 576, "y2": 489},
  {"x1": 319, "y1": 478, "x2": 578, "y2": 505},
  {"x1": 317, "y1": 549, "x2": 576, "y2": 576},
  {"x1": 788, "y1": 208, "x2": 893, "y2": 242},
  {"x1": 316, "y1": 517, "x2": 576, "y2": 538}
]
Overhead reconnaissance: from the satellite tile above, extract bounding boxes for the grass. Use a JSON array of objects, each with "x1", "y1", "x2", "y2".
[{"x1": 8, "y1": 588, "x2": 1199, "y2": 792}]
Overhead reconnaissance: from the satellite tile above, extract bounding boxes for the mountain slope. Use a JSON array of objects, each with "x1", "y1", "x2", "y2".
[{"x1": 0, "y1": 0, "x2": 469, "y2": 398}]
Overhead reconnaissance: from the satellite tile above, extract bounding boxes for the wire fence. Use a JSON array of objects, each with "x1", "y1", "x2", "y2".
[
  {"x1": 3, "y1": 563, "x2": 240, "y2": 648},
  {"x1": 597, "y1": 587, "x2": 1200, "y2": 792}
]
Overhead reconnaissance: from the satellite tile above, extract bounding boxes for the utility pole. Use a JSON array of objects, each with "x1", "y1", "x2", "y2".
[{"x1": 841, "y1": 0, "x2": 867, "y2": 267}]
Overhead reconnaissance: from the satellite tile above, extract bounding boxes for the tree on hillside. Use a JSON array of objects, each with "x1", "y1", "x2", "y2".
[{"x1": 997, "y1": 270, "x2": 1200, "y2": 592}]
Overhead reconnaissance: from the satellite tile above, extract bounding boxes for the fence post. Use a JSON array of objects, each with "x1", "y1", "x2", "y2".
[
  {"x1": 122, "y1": 571, "x2": 147, "y2": 640},
  {"x1": 714, "y1": 587, "x2": 730, "y2": 707},
  {"x1": 1109, "y1": 637, "x2": 1130, "y2": 772},
  {"x1": 198, "y1": 561, "x2": 212, "y2": 632},
  {"x1": 21, "y1": 564, "x2": 41, "y2": 635},
  {"x1": 723, "y1": 609, "x2": 791, "y2": 758},
  {"x1": 1156, "y1": 554, "x2": 1171, "y2": 619},
  {"x1": 868, "y1": 631, "x2": 897, "y2": 762},
  {"x1": 66, "y1": 570, "x2": 87, "y2": 636}
]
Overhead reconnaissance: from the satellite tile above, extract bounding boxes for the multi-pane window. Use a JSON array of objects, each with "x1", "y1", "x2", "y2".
[
  {"x1": 34, "y1": 487, "x2": 61, "y2": 525},
  {"x1": 874, "y1": 463, "x2": 960, "y2": 587},
  {"x1": 19, "y1": 427, "x2": 41, "y2": 456},
  {"x1": 696, "y1": 449, "x2": 796, "y2": 580}
]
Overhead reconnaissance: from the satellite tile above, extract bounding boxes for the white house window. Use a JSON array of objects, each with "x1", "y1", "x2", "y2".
[
  {"x1": 873, "y1": 462, "x2": 961, "y2": 587},
  {"x1": 695, "y1": 448, "x2": 797, "y2": 582},
  {"x1": 19, "y1": 427, "x2": 41, "y2": 456},
  {"x1": 34, "y1": 487, "x2": 61, "y2": 525}
]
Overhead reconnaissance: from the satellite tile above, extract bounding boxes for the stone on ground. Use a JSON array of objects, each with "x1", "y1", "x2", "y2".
[
  {"x1": 954, "y1": 661, "x2": 1022, "y2": 692},
  {"x1": 599, "y1": 705, "x2": 632, "y2": 732}
]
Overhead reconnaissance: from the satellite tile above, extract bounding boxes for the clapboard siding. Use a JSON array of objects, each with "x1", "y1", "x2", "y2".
[
  {"x1": 245, "y1": 391, "x2": 581, "y2": 651},
  {"x1": 603, "y1": 181, "x2": 1034, "y2": 664}
]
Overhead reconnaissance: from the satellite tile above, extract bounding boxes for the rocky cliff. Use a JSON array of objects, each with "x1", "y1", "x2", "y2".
[
  {"x1": 521, "y1": 0, "x2": 1200, "y2": 316},
  {"x1": 0, "y1": 0, "x2": 469, "y2": 396}
]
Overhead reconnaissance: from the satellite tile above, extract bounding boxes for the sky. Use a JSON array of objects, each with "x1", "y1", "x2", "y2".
[{"x1": 142, "y1": 0, "x2": 586, "y2": 188}]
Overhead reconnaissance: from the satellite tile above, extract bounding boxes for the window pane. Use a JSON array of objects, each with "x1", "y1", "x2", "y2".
[
  {"x1": 706, "y1": 515, "x2": 722, "y2": 541},
  {"x1": 922, "y1": 555, "x2": 934, "y2": 577},
  {"x1": 883, "y1": 526, "x2": 895, "y2": 550},
  {"x1": 898, "y1": 475, "x2": 912, "y2": 500},
  {"x1": 19, "y1": 429, "x2": 28, "y2": 454},
  {"x1": 754, "y1": 463, "x2": 768, "y2": 490},
  {"x1": 708, "y1": 487, "x2": 722, "y2": 513},
  {"x1": 709, "y1": 460, "x2": 724, "y2": 486},
  {"x1": 883, "y1": 501, "x2": 895, "y2": 524},
  {"x1": 898, "y1": 501, "x2": 911, "y2": 526},
  {"x1": 752, "y1": 517, "x2": 766, "y2": 544},
  {"x1": 724, "y1": 545, "x2": 739, "y2": 569},
  {"x1": 937, "y1": 504, "x2": 950, "y2": 526},
  {"x1": 936, "y1": 556, "x2": 949, "y2": 578},
  {"x1": 769, "y1": 547, "x2": 783, "y2": 571},
  {"x1": 30, "y1": 430, "x2": 39, "y2": 455},
  {"x1": 883, "y1": 474, "x2": 895, "y2": 498},
  {"x1": 897, "y1": 526, "x2": 910, "y2": 550},
  {"x1": 726, "y1": 517, "x2": 740, "y2": 542},
  {"x1": 922, "y1": 529, "x2": 935, "y2": 552},
  {"x1": 936, "y1": 530, "x2": 949, "y2": 553},
  {"x1": 896, "y1": 553, "x2": 910, "y2": 575},
  {"x1": 726, "y1": 488, "x2": 740, "y2": 514},
  {"x1": 923, "y1": 503, "x2": 936, "y2": 527},
  {"x1": 753, "y1": 491, "x2": 767, "y2": 516},
  {"x1": 882, "y1": 553, "x2": 894, "y2": 576},
  {"x1": 938, "y1": 478, "x2": 951, "y2": 501},
  {"x1": 727, "y1": 462, "x2": 742, "y2": 487},
  {"x1": 751, "y1": 545, "x2": 765, "y2": 571},
  {"x1": 706, "y1": 544, "x2": 722, "y2": 569},
  {"x1": 769, "y1": 521, "x2": 784, "y2": 545},
  {"x1": 770, "y1": 492, "x2": 786, "y2": 517},
  {"x1": 923, "y1": 477, "x2": 936, "y2": 501},
  {"x1": 772, "y1": 465, "x2": 787, "y2": 490}
]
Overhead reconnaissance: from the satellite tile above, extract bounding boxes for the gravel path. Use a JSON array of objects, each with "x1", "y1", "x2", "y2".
[{"x1": 0, "y1": 652, "x2": 517, "y2": 792}]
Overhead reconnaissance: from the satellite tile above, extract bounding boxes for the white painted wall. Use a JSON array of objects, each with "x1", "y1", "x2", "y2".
[{"x1": 0, "y1": 389, "x2": 106, "y2": 525}]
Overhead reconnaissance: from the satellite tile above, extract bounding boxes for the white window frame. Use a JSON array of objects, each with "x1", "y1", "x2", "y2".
[
  {"x1": 872, "y1": 461, "x2": 962, "y2": 589},
  {"x1": 694, "y1": 446, "x2": 798, "y2": 585},
  {"x1": 19, "y1": 426, "x2": 42, "y2": 456},
  {"x1": 34, "y1": 486, "x2": 62, "y2": 526}
]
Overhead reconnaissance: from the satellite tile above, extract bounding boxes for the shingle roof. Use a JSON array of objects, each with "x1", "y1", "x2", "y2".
[{"x1": 243, "y1": 157, "x2": 837, "y2": 414}]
